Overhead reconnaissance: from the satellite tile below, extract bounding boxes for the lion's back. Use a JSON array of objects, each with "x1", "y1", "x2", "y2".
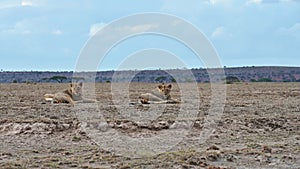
[{"x1": 53, "y1": 92, "x2": 72, "y2": 103}]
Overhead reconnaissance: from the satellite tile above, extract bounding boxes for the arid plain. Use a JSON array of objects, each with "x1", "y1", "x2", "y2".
[{"x1": 0, "y1": 82, "x2": 299, "y2": 168}]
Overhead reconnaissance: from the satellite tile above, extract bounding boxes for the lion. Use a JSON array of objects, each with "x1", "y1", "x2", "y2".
[
  {"x1": 139, "y1": 83, "x2": 180, "y2": 104},
  {"x1": 44, "y1": 82, "x2": 96, "y2": 105}
]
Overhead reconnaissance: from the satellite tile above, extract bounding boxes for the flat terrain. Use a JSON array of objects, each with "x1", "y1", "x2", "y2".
[{"x1": 0, "y1": 83, "x2": 299, "y2": 168}]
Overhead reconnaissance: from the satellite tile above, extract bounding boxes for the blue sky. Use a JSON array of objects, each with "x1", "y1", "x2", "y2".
[{"x1": 0, "y1": 0, "x2": 299, "y2": 71}]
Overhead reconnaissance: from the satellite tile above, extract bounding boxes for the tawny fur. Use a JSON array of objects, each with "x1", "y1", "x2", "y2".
[
  {"x1": 44, "y1": 82, "x2": 96, "y2": 105},
  {"x1": 139, "y1": 83, "x2": 180, "y2": 104}
]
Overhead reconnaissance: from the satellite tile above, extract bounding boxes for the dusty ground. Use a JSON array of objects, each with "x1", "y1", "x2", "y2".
[{"x1": 0, "y1": 82, "x2": 299, "y2": 169}]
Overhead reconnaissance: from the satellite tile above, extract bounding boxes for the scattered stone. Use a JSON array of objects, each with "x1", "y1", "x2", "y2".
[
  {"x1": 206, "y1": 151, "x2": 221, "y2": 162},
  {"x1": 225, "y1": 154, "x2": 237, "y2": 162},
  {"x1": 169, "y1": 121, "x2": 192, "y2": 129},
  {"x1": 0, "y1": 152, "x2": 13, "y2": 160},
  {"x1": 207, "y1": 166, "x2": 228, "y2": 169},
  {"x1": 207, "y1": 145, "x2": 220, "y2": 151},
  {"x1": 97, "y1": 122, "x2": 108, "y2": 132},
  {"x1": 72, "y1": 136, "x2": 81, "y2": 142},
  {"x1": 262, "y1": 145, "x2": 272, "y2": 153}
]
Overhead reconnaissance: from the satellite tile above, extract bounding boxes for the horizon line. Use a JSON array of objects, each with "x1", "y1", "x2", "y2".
[{"x1": 1, "y1": 65, "x2": 300, "y2": 72}]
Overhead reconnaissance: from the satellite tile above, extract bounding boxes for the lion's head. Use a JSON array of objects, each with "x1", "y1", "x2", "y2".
[
  {"x1": 69, "y1": 82, "x2": 83, "y2": 97},
  {"x1": 157, "y1": 83, "x2": 172, "y2": 99}
]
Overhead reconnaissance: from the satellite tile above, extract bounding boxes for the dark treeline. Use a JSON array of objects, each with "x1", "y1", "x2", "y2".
[{"x1": 1, "y1": 66, "x2": 300, "y2": 83}]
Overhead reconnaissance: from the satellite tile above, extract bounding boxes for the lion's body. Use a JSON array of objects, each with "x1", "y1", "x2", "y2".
[
  {"x1": 139, "y1": 83, "x2": 180, "y2": 104},
  {"x1": 44, "y1": 82, "x2": 95, "y2": 104}
]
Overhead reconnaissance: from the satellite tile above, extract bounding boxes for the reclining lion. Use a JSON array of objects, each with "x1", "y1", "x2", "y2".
[
  {"x1": 44, "y1": 82, "x2": 96, "y2": 105},
  {"x1": 139, "y1": 83, "x2": 180, "y2": 104}
]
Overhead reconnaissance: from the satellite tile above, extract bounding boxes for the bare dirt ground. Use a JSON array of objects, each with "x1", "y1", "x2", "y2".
[{"x1": 0, "y1": 82, "x2": 299, "y2": 169}]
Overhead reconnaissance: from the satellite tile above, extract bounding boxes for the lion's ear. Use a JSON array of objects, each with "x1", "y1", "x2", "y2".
[
  {"x1": 70, "y1": 83, "x2": 73, "y2": 87},
  {"x1": 78, "y1": 82, "x2": 83, "y2": 87},
  {"x1": 167, "y1": 84, "x2": 172, "y2": 89},
  {"x1": 158, "y1": 84, "x2": 163, "y2": 89}
]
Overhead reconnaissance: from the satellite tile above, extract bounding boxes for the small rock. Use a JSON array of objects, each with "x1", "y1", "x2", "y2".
[
  {"x1": 199, "y1": 161, "x2": 208, "y2": 167},
  {"x1": 62, "y1": 123, "x2": 70, "y2": 129},
  {"x1": 188, "y1": 159, "x2": 199, "y2": 165},
  {"x1": 206, "y1": 151, "x2": 221, "y2": 162},
  {"x1": 262, "y1": 145, "x2": 272, "y2": 153},
  {"x1": 170, "y1": 121, "x2": 192, "y2": 129},
  {"x1": 207, "y1": 145, "x2": 220, "y2": 151},
  {"x1": 225, "y1": 154, "x2": 237, "y2": 162},
  {"x1": 97, "y1": 122, "x2": 108, "y2": 132}
]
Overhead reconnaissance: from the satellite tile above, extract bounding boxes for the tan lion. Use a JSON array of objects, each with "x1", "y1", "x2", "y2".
[
  {"x1": 139, "y1": 83, "x2": 180, "y2": 104},
  {"x1": 44, "y1": 82, "x2": 96, "y2": 105}
]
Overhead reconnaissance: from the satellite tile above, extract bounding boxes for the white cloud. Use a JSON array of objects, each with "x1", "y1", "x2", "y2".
[
  {"x1": 209, "y1": 0, "x2": 218, "y2": 5},
  {"x1": 212, "y1": 26, "x2": 224, "y2": 38},
  {"x1": 270, "y1": 0, "x2": 295, "y2": 2},
  {"x1": 21, "y1": 0, "x2": 34, "y2": 7},
  {"x1": 289, "y1": 23, "x2": 300, "y2": 32},
  {"x1": 246, "y1": 0, "x2": 296, "y2": 5},
  {"x1": 287, "y1": 0, "x2": 296, "y2": 1},
  {"x1": 278, "y1": 23, "x2": 300, "y2": 38},
  {"x1": 0, "y1": 17, "x2": 46, "y2": 35},
  {"x1": 0, "y1": 0, "x2": 40, "y2": 9},
  {"x1": 0, "y1": 20, "x2": 31, "y2": 35},
  {"x1": 211, "y1": 26, "x2": 232, "y2": 40},
  {"x1": 0, "y1": 0, "x2": 20, "y2": 9},
  {"x1": 21, "y1": 0, "x2": 47, "y2": 7},
  {"x1": 52, "y1": 29, "x2": 62, "y2": 35},
  {"x1": 207, "y1": 0, "x2": 233, "y2": 5},
  {"x1": 89, "y1": 23, "x2": 106, "y2": 37},
  {"x1": 161, "y1": 0, "x2": 205, "y2": 16},
  {"x1": 246, "y1": 0, "x2": 262, "y2": 5}
]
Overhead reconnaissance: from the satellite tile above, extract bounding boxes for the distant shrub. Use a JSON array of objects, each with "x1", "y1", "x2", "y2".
[
  {"x1": 257, "y1": 78, "x2": 272, "y2": 82},
  {"x1": 155, "y1": 76, "x2": 167, "y2": 83},
  {"x1": 41, "y1": 77, "x2": 49, "y2": 82},
  {"x1": 171, "y1": 78, "x2": 177, "y2": 83},
  {"x1": 49, "y1": 76, "x2": 67, "y2": 83},
  {"x1": 224, "y1": 76, "x2": 240, "y2": 84}
]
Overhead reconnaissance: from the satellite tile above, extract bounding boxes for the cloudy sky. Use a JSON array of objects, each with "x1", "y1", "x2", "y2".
[{"x1": 0, "y1": 0, "x2": 299, "y2": 71}]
